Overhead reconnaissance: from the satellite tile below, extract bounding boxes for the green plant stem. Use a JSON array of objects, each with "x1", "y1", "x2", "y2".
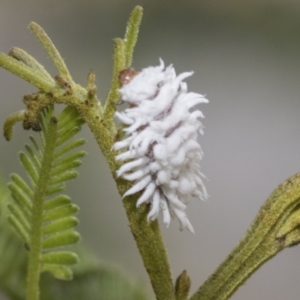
[
  {"x1": 122, "y1": 195, "x2": 174, "y2": 300},
  {"x1": 29, "y1": 22, "x2": 73, "y2": 84},
  {"x1": 26, "y1": 114, "x2": 58, "y2": 300},
  {"x1": 190, "y1": 173, "x2": 300, "y2": 300},
  {"x1": 124, "y1": 5, "x2": 143, "y2": 66},
  {"x1": 71, "y1": 100, "x2": 175, "y2": 300},
  {"x1": 103, "y1": 38, "x2": 126, "y2": 134}
]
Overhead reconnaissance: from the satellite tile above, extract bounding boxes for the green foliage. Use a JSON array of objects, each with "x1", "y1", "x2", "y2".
[
  {"x1": 39, "y1": 246, "x2": 150, "y2": 300},
  {"x1": 0, "y1": 177, "x2": 27, "y2": 300},
  {"x1": 7, "y1": 105, "x2": 85, "y2": 282},
  {"x1": 0, "y1": 5, "x2": 171, "y2": 300},
  {"x1": 2, "y1": 5, "x2": 300, "y2": 300},
  {"x1": 0, "y1": 177, "x2": 150, "y2": 300}
]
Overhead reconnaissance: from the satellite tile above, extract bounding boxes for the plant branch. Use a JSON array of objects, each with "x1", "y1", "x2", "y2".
[
  {"x1": 72, "y1": 106, "x2": 175, "y2": 299},
  {"x1": 190, "y1": 173, "x2": 300, "y2": 300}
]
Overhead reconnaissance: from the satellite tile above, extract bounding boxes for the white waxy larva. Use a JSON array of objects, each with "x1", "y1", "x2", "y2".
[{"x1": 114, "y1": 59, "x2": 208, "y2": 232}]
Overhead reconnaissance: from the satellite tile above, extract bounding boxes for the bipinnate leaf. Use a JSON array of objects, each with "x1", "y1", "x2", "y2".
[
  {"x1": 7, "y1": 104, "x2": 85, "y2": 282},
  {"x1": 1, "y1": 175, "x2": 149, "y2": 300}
]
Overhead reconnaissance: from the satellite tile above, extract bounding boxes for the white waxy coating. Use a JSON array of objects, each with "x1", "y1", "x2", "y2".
[{"x1": 114, "y1": 60, "x2": 208, "y2": 233}]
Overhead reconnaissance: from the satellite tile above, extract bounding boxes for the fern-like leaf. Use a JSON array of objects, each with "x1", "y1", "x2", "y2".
[{"x1": 8, "y1": 104, "x2": 85, "y2": 281}]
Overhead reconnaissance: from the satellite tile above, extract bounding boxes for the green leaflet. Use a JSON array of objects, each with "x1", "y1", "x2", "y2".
[
  {"x1": 43, "y1": 204, "x2": 79, "y2": 222},
  {"x1": 41, "y1": 265, "x2": 73, "y2": 281},
  {"x1": 0, "y1": 178, "x2": 27, "y2": 299},
  {"x1": 8, "y1": 104, "x2": 85, "y2": 282},
  {"x1": 43, "y1": 217, "x2": 78, "y2": 235},
  {"x1": 44, "y1": 195, "x2": 71, "y2": 210},
  {"x1": 42, "y1": 231, "x2": 80, "y2": 249},
  {"x1": 39, "y1": 245, "x2": 151, "y2": 300}
]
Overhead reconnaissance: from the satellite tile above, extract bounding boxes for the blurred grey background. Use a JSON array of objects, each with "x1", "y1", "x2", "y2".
[{"x1": 1, "y1": 1, "x2": 300, "y2": 299}]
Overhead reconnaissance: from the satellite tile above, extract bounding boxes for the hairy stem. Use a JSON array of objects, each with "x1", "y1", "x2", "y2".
[
  {"x1": 190, "y1": 173, "x2": 300, "y2": 300},
  {"x1": 103, "y1": 38, "x2": 126, "y2": 133},
  {"x1": 124, "y1": 5, "x2": 143, "y2": 66},
  {"x1": 26, "y1": 114, "x2": 58, "y2": 300},
  {"x1": 64, "y1": 94, "x2": 174, "y2": 299},
  {"x1": 76, "y1": 105, "x2": 175, "y2": 299},
  {"x1": 29, "y1": 22, "x2": 73, "y2": 84}
]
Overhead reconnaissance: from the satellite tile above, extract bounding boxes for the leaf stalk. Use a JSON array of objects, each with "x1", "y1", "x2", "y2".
[{"x1": 26, "y1": 113, "x2": 58, "y2": 300}]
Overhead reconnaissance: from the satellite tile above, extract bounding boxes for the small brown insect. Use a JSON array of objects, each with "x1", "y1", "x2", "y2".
[{"x1": 119, "y1": 68, "x2": 139, "y2": 86}]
